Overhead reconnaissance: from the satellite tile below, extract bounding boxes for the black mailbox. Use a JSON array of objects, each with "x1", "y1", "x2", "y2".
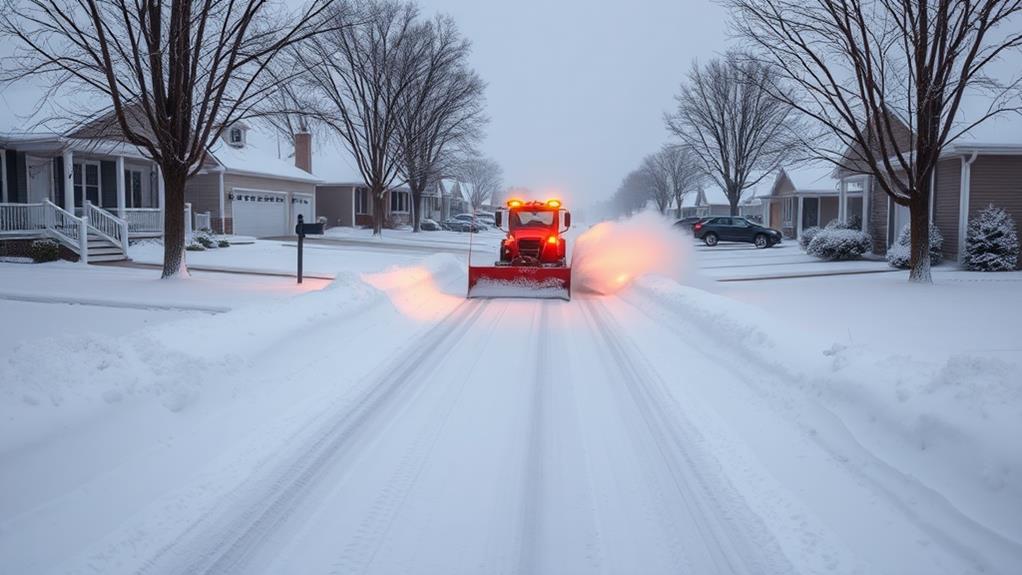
[{"x1": 295, "y1": 215, "x2": 324, "y2": 236}]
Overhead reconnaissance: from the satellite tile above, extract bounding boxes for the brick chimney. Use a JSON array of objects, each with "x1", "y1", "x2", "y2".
[{"x1": 294, "y1": 131, "x2": 312, "y2": 174}]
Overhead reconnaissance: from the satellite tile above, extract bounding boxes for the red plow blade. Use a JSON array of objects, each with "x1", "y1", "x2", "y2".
[{"x1": 466, "y1": 266, "x2": 571, "y2": 300}]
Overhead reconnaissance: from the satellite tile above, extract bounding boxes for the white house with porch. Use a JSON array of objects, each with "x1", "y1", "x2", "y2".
[{"x1": 0, "y1": 130, "x2": 176, "y2": 263}]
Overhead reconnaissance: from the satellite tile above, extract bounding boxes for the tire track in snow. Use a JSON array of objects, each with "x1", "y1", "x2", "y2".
[
  {"x1": 619, "y1": 287, "x2": 1022, "y2": 573},
  {"x1": 331, "y1": 300, "x2": 514, "y2": 575},
  {"x1": 515, "y1": 303, "x2": 550, "y2": 574},
  {"x1": 136, "y1": 300, "x2": 491, "y2": 575},
  {"x1": 580, "y1": 298, "x2": 793, "y2": 575}
]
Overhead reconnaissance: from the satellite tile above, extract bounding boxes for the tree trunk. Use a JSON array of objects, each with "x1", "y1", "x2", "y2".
[
  {"x1": 908, "y1": 190, "x2": 932, "y2": 283},
  {"x1": 372, "y1": 192, "x2": 385, "y2": 236},
  {"x1": 161, "y1": 167, "x2": 188, "y2": 279},
  {"x1": 411, "y1": 187, "x2": 423, "y2": 232}
]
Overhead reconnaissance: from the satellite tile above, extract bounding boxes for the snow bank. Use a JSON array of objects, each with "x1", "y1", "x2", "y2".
[
  {"x1": 0, "y1": 270, "x2": 384, "y2": 449},
  {"x1": 572, "y1": 211, "x2": 701, "y2": 295},
  {"x1": 628, "y1": 275, "x2": 1022, "y2": 545}
]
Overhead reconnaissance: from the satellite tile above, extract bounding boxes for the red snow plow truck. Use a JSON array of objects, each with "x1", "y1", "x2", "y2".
[{"x1": 467, "y1": 198, "x2": 572, "y2": 300}]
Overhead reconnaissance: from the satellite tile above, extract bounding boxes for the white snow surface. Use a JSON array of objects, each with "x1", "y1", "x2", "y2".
[{"x1": 1, "y1": 218, "x2": 1020, "y2": 574}]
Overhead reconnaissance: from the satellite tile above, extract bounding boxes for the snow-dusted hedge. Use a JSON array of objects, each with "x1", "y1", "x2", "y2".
[
  {"x1": 886, "y1": 222, "x2": 943, "y2": 269},
  {"x1": 799, "y1": 226, "x2": 821, "y2": 251},
  {"x1": 807, "y1": 228, "x2": 872, "y2": 260},
  {"x1": 964, "y1": 205, "x2": 1019, "y2": 271},
  {"x1": 30, "y1": 239, "x2": 60, "y2": 262}
]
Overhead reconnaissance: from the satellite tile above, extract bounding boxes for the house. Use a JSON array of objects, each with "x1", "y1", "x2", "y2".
[
  {"x1": 1, "y1": 127, "x2": 164, "y2": 263},
  {"x1": 765, "y1": 164, "x2": 840, "y2": 238},
  {"x1": 185, "y1": 124, "x2": 321, "y2": 237},
  {"x1": 830, "y1": 111, "x2": 1022, "y2": 267},
  {"x1": 678, "y1": 187, "x2": 732, "y2": 218}
]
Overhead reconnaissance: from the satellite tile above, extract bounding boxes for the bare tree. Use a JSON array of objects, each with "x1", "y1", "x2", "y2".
[
  {"x1": 641, "y1": 152, "x2": 673, "y2": 214},
  {"x1": 458, "y1": 156, "x2": 502, "y2": 210},
  {"x1": 0, "y1": 0, "x2": 333, "y2": 277},
  {"x1": 728, "y1": 0, "x2": 1022, "y2": 282},
  {"x1": 662, "y1": 144, "x2": 704, "y2": 218},
  {"x1": 666, "y1": 53, "x2": 799, "y2": 217},
  {"x1": 300, "y1": 0, "x2": 423, "y2": 236},
  {"x1": 613, "y1": 168, "x2": 653, "y2": 216},
  {"x1": 394, "y1": 14, "x2": 486, "y2": 232}
]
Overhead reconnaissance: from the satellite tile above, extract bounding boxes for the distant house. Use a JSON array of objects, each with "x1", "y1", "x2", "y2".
[
  {"x1": 765, "y1": 164, "x2": 840, "y2": 239},
  {"x1": 678, "y1": 187, "x2": 733, "y2": 218}
]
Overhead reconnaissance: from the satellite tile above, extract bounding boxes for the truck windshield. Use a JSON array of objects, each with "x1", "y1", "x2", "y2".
[{"x1": 511, "y1": 210, "x2": 555, "y2": 229}]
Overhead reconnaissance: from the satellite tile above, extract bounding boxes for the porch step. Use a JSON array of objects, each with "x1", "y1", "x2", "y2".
[{"x1": 84, "y1": 233, "x2": 128, "y2": 263}]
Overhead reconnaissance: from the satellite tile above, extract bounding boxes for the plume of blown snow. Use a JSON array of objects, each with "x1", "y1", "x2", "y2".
[{"x1": 572, "y1": 211, "x2": 699, "y2": 294}]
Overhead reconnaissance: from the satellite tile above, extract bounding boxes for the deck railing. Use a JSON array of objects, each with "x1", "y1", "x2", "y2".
[
  {"x1": 194, "y1": 211, "x2": 212, "y2": 232},
  {"x1": 45, "y1": 201, "x2": 88, "y2": 261}
]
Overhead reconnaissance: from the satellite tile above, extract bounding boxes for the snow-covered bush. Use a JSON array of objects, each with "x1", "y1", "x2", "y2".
[
  {"x1": 799, "y1": 226, "x2": 821, "y2": 251},
  {"x1": 886, "y1": 222, "x2": 943, "y2": 268},
  {"x1": 193, "y1": 230, "x2": 217, "y2": 249},
  {"x1": 846, "y1": 214, "x2": 862, "y2": 231},
  {"x1": 807, "y1": 228, "x2": 872, "y2": 260},
  {"x1": 825, "y1": 218, "x2": 850, "y2": 230},
  {"x1": 964, "y1": 205, "x2": 1019, "y2": 271},
  {"x1": 217, "y1": 239, "x2": 230, "y2": 248},
  {"x1": 30, "y1": 239, "x2": 60, "y2": 262},
  {"x1": 185, "y1": 242, "x2": 206, "y2": 251}
]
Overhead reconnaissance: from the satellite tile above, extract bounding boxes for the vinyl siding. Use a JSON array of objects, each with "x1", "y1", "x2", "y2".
[
  {"x1": 968, "y1": 155, "x2": 1022, "y2": 269},
  {"x1": 316, "y1": 185, "x2": 356, "y2": 227},
  {"x1": 932, "y1": 157, "x2": 961, "y2": 261},
  {"x1": 184, "y1": 172, "x2": 222, "y2": 217}
]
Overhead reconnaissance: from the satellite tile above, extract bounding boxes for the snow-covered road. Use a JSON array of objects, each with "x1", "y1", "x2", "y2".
[{"x1": 9, "y1": 282, "x2": 1013, "y2": 574}]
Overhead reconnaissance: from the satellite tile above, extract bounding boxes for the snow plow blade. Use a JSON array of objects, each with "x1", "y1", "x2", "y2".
[{"x1": 466, "y1": 266, "x2": 571, "y2": 300}]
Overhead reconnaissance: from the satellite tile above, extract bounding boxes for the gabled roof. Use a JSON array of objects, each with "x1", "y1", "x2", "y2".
[
  {"x1": 208, "y1": 138, "x2": 321, "y2": 183},
  {"x1": 774, "y1": 163, "x2": 838, "y2": 196}
]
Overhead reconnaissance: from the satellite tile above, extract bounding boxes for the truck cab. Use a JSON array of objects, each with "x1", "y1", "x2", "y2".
[{"x1": 495, "y1": 199, "x2": 571, "y2": 267}]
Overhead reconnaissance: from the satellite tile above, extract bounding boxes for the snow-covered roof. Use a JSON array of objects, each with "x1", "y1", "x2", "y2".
[
  {"x1": 699, "y1": 186, "x2": 730, "y2": 206},
  {"x1": 312, "y1": 139, "x2": 366, "y2": 185},
  {"x1": 209, "y1": 132, "x2": 321, "y2": 183},
  {"x1": 780, "y1": 163, "x2": 838, "y2": 193}
]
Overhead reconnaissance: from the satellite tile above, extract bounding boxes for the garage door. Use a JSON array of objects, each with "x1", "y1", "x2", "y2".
[
  {"x1": 232, "y1": 190, "x2": 287, "y2": 237},
  {"x1": 292, "y1": 193, "x2": 314, "y2": 227}
]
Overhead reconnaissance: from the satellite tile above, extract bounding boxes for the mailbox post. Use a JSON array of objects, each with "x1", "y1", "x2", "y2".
[{"x1": 295, "y1": 214, "x2": 324, "y2": 284}]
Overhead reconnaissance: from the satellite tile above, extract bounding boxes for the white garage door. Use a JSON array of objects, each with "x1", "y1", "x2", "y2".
[
  {"x1": 292, "y1": 193, "x2": 314, "y2": 227},
  {"x1": 232, "y1": 190, "x2": 287, "y2": 237}
]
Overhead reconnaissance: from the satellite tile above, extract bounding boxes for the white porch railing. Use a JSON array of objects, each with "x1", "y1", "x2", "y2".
[
  {"x1": 86, "y1": 201, "x2": 129, "y2": 254},
  {"x1": 194, "y1": 211, "x2": 212, "y2": 232},
  {"x1": 124, "y1": 208, "x2": 162, "y2": 234},
  {"x1": 1, "y1": 203, "x2": 47, "y2": 235},
  {"x1": 46, "y1": 201, "x2": 88, "y2": 262}
]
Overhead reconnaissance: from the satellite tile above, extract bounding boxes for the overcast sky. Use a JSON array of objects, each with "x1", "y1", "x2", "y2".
[{"x1": 416, "y1": 0, "x2": 731, "y2": 206}]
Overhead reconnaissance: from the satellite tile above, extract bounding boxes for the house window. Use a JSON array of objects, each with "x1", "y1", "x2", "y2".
[
  {"x1": 125, "y1": 169, "x2": 144, "y2": 207},
  {"x1": 73, "y1": 161, "x2": 101, "y2": 208},
  {"x1": 389, "y1": 190, "x2": 409, "y2": 213},
  {"x1": 229, "y1": 127, "x2": 244, "y2": 146},
  {"x1": 355, "y1": 187, "x2": 370, "y2": 214}
]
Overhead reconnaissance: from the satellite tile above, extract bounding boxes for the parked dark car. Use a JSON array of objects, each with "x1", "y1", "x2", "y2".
[
  {"x1": 419, "y1": 218, "x2": 441, "y2": 231},
  {"x1": 442, "y1": 219, "x2": 482, "y2": 233},
  {"x1": 693, "y1": 216, "x2": 782, "y2": 248},
  {"x1": 673, "y1": 216, "x2": 704, "y2": 233}
]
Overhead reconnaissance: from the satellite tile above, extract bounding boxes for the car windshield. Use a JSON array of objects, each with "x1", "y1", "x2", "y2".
[{"x1": 511, "y1": 210, "x2": 555, "y2": 229}]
